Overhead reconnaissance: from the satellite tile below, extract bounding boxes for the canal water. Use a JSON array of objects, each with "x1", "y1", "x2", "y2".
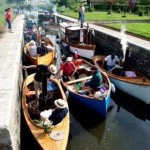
[{"x1": 21, "y1": 35, "x2": 150, "y2": 150}]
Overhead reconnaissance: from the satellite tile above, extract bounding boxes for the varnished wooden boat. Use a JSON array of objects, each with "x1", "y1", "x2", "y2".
[
  {"x1": 92, "y1": 55, "x2": 150, "y2": 104},
  {"x1": 22, "y1": 74, "x2": 70, "y2": 150},
  {"x1": 24, "y1": 36, "x2": 55, "y2": 65},
  {"x1": 59, "y1": 22, "x2": 96, "y2": 59},
  {"x1": 61, "y1": 59, "x2": 111, "y2": 118}
]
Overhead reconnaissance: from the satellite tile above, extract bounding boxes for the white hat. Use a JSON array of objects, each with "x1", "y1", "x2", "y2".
[
  {"x1": 29, "y1": 40, "x2": 36, "y2": 46},
  {"x1": 49, "y1": 64, "x2": 57, "y2": 74},
  {"x1": 67, "y1": 57, "x2": 73, "y2": 62},
  {"x1": 54, "y1": 99, "x2": 67, "y2": 109},
  {"x1": 41, "y1": 41, "x2": 46, "y2": 44}
]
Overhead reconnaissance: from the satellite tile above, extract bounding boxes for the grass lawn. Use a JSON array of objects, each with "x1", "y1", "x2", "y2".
[
  {"x1": 61, "y1": 11, "x2": 150, "y2": 40},
  {"x1": 0, "y1": 14, "x2": 6, "y2": 35},
  {"x1": 62, "y1": 11, "x2": 150, "y2": 21},
  {"x1": 106, "y1": 23, "x2": 150, "y2": 39}
]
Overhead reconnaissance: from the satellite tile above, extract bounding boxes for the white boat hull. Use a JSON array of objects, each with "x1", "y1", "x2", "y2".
[
  {"x1": 110, "y1": 78, "x2": 150, "y2": 104},
  {"x1": 62, "y1": 41, "x2": 95, "y2": 59}
]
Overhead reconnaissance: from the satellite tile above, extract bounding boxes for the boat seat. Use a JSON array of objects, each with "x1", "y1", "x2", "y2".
[
  {"x1": 78, "y1": 88, "x2": 93, "y2": 93},
  {"x1": 25, "y1": 91, "x2": 35, "y2": 96}
]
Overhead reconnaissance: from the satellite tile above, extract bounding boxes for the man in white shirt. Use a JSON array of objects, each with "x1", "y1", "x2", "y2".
[
  {"x1": 27, "y1": 40, "x2": 37, "y2": 57},
  {"x1": 104, "y1": 53, "x2": 120, "y2": 71}
]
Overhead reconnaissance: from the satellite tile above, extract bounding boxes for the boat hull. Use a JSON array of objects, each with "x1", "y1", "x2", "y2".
[
  {"x1": 62, "y1": 41, "x2": 95, "y2": 59},
  {"x1": 110, "y1": 77, "x2": 150, "y2": 104},
  {"x1": 69, "y1": 91, "x2": 111, "y2": 118}
]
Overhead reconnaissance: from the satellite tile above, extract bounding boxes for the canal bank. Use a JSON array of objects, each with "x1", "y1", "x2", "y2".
[{"x1": 0, "y1": 15, "x2": 24, "y2": 150}]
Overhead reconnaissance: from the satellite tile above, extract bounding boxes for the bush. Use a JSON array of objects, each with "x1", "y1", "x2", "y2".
[
  {"x1": 87, "y1": 7, "x2": 95, "y2": 12},
  {"x1": 138, "y1": 11, "x2": 143, "y2": 16}
]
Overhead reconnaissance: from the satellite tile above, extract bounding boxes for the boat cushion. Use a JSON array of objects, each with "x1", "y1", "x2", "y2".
[{"x1": 124, "y1": 71, "x2": 137, "y2": 77}]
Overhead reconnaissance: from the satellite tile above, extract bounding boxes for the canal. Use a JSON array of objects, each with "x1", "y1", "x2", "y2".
[{"x1": 21, "y1": 35, "x2": 150, "y2": 150}]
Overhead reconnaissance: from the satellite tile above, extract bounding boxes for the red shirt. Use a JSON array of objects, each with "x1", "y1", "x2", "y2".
[
  {"x1": 6, "y1": 11, "x2": 12, "y2": 21},
  {"x1": 60, "y1": 62, "x2": 76, "y2": 76}
]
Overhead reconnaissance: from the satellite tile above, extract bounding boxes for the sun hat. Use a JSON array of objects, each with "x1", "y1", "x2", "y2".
[
  {"x1": 29, "y1": 40, "x2": 36, "y2": 46},
  {"x1": 67, "y1": 57, "x2": 73, "y2": 62},
  {"x1": 41, "y1": 41, "x2": 46, "y2": 44},
  {"x1": 54, "y1": 99, "x2": 67, "y2": 109},
  {"x1": 49, "y1": 64, "x2": 57, "y2": 74}
]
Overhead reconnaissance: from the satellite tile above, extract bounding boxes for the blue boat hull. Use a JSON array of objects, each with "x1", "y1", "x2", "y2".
[{"x1": 68, "y1": 91, "x2": 111, "y2": 118}]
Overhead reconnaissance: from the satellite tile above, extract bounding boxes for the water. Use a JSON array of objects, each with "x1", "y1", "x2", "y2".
[{"x1": 21, "y1": 34, "x2": 150, "y2": 150}]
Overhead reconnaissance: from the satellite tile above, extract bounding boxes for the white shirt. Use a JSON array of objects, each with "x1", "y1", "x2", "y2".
[
  {"x1": 28, "y1": 46, "x2": 37, "y2": 57},
  {"x1": 105, "y1": 55, "x2": 119, "y2": 67}
]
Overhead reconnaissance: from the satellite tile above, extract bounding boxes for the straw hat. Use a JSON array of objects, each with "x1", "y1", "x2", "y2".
[
  {"x1": 29, "y1": 40, "x2": 36, "y2": 46},
  {"x1": 49, "y1": 64, "x2": 57, "y2": 75},
  {"x1": 67, "y1": 57, "x2": 73, "y2": 62},
  {"x1": 54, "y1": 99, "x2": 67, "y2": 109}
]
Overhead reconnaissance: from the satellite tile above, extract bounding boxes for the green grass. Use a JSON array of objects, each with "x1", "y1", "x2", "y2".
[
  {"x1": 62, "y1": 11, "x2": 150, "y2": 21},
  {"x1": 106, "y1": 23, "x2": 150, "y2": 39},
  {"x1": 61, "y1": 11, "x2": 150, "y2": 39}
]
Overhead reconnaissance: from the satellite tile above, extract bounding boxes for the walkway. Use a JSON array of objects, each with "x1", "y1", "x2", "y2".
[{"x1": 0, "y1": 15, "x2": 24, "y2": 150}]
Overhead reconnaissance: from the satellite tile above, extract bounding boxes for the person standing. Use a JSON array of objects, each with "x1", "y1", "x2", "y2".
[
  {"x1": 23, "y1": 64, "x2": 57, "y2": 99},
  {"x1": 5, "y1": 8, "x2": 13, "y2": 32},
  {"x1": 80, "y1": 4, "x2": 85, "y2": 22}
]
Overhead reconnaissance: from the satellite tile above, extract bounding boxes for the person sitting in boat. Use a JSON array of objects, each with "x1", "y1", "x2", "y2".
[
  {"x1": 54, "y1": 57, "x2": 79, "y2": 82},
  {"x1": 104, "y1": 53, "x2": 120, "y2": 71},
  {"x1": 83, "y1": 66, "x2": 103, "y2": 91},
  {"x1": 23, "y1": 64, "x2": 57, "y2": 99},
  {"x1": 27, "y1": 40, "x2": 37, "y2": 57},
  {"x1": 37, "y1": 41, "x2": 48, "y2": 56},
  {"x1": 40, "y1": 99, "x2": 68, "y2": 125}
]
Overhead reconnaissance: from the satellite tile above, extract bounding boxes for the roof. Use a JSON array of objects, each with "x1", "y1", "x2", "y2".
[
  {"x1": 67, "y1": 26, "x2": 86, "y2": 31},
  {"x1": 59, "y1": 22, "x2": 80, "y2": 28}
]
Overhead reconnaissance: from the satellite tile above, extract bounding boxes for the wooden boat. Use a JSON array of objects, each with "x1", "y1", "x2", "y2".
[
  {"x1": 59, "y1": 22, "x2": 96, "y2": 59},
  {"x1": 22, "y1": 74, "x2": 70, "y2": 150},
  {"x1": 24, "y1": 36, "x2": 55, "y2": 65},
  {"x1": 92, "y1": 55, "x2": 150, "y2": 104},
  {"x1": 61, "y1": 59, "x2": 111, "y2": 118}
]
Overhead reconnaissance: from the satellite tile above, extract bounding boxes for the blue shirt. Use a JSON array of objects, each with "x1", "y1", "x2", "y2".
[{"x1": 49, "y1": 108, "x2": 68, "y2": 125}]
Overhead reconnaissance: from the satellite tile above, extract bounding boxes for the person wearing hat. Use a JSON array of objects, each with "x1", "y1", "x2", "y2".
[
  {"x1": 40, "y1": 99, "x2": 68, "y2": 125},
  {"x1": 83, "y1": 66, "x2": 103, "y2": 91},
  {"x1": 27, "y1": 40, "x2": 37, "y2": 57},
  {"x1": 54, "y1": 57, "x2": 79, "y2": 82},
  {"x1": 23, "y1": 64, "x2": 57, "y2": 98},
  {"x1": 37, "y1": 40, "x2": 48, "y2": 56}
]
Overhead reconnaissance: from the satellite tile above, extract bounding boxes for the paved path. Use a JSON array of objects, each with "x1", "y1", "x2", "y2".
[
  {"x1": 54, "y1": 13, "x2": 150, "y2": 50},
  {"x1": 0, "y1": 14, "x2": 24, "y2": 150}
]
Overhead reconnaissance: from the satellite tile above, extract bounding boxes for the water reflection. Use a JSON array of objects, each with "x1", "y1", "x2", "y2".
[
  {"x1": 66, "y1": 98, "x2": 106, "y2": 150},
  {"x1": 111, "y1": 89, "x2": 150, "y2": 121}
]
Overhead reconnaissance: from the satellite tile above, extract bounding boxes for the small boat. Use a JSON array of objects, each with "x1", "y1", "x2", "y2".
[
  {"x1": 61, "y1": 59, "x2": 111, "y2": 118},
  {"x1": 59, "y1": 22, "x2": 96, "y2": 59},
  {"x1": 23, "y1": 36, "x2": 55, "y2": 65},
  {"x1": 22, "y1": 74, "x2": 70, "y2": 150},
  {"x1": 92, "y1": 55, "x2": 150, "y2": 104}
]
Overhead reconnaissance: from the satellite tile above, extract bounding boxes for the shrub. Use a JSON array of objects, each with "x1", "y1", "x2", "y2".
[{"x1": 138, "y1": 11, "x2": 143, "y2": 16}]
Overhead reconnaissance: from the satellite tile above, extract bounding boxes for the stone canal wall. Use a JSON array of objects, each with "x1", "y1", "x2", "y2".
[
  {"x1": 53, "y1": 13, "x2": 150, "y2": 78},
  {"x1": 0, "y1": 15, "x2": 24, "y2": 150}
]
